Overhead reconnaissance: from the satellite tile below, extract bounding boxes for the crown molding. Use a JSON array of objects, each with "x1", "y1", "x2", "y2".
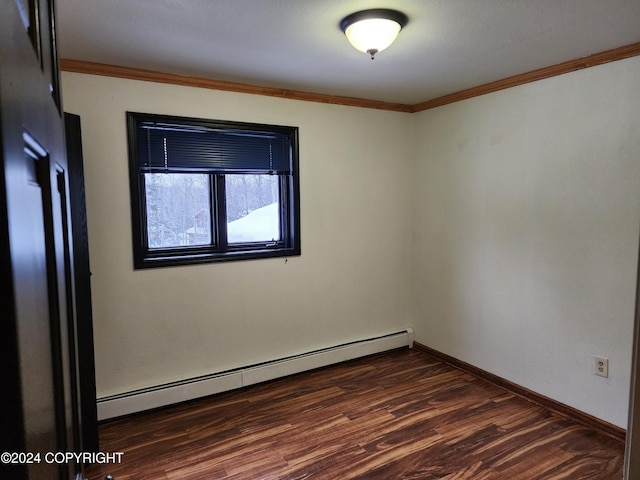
[
  {"x1": 411, "y1": 42, "x2": 640, "y2": 112},
  {"x1": 61, "y1": 42, "x2": 640, "y2": 114},
  {"x1": 59, "y1": 59, "x2": 413, "y2": 113}
]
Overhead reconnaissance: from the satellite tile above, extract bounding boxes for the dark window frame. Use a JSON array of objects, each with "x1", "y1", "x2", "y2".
[{"x1": 127, "y1": 112, "x2": 300, "y2": 268}]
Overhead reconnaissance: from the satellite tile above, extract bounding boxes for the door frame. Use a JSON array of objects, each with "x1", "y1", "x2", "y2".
[{"x1": 624, "y1": 239, "x2": 640, "y2": 478}]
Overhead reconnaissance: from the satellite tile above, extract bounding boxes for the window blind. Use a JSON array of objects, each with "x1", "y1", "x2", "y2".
[{"x1": 137, "y1": 122, "x2": 293, "y2": 174}]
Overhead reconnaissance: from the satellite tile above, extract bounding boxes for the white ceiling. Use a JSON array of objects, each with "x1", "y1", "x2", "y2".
[{"x1": 56, "y1": 0, "x2": 640, "y2": 105}]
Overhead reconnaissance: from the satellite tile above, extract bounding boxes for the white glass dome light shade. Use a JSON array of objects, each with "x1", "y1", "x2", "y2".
[
  {"x1": 340, "y1": 9, "x2": 408, "y2": 59},
  {"x1": 345, "y1": 19, "x2": 402, "y2": 57}
]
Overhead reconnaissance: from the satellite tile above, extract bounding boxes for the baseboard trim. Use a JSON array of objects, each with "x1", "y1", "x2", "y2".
[
  {"x1": 97, "y1": 329, "x2": 414, "y2": 420},
  {"x1": 413, "y1": 342, "x2": 626, "y2": 443}
]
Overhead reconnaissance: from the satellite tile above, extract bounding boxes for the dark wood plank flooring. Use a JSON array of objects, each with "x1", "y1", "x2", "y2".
[{"x1": 85, "y1": 349, "x2": 624, "y2": 479}]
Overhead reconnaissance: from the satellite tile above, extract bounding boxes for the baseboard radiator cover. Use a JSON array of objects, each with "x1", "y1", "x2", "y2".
[{"x1": 97, "y1": 328, "x2": 414, "y2": 420}]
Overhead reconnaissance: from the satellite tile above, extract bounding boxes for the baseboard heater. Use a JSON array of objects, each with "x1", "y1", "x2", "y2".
[{"x1": 97, "y1": 328, "x2": 414, "y2": 420}]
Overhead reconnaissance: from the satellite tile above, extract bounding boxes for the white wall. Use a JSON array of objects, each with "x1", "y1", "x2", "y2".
[
  {"x1": 411, "y1": 57, "x2": 640, "y2": 428},
  {"x1": 63, "y1": 56, "x2": 640, "y2": 428},
  {"x1": 61, "y1": 72, "x2": 414, "y2": 398}
]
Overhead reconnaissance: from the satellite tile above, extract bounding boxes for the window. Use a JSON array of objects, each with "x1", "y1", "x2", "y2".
[{"x1": 127, "y1": 112, "x2": 300, "y2": 268}]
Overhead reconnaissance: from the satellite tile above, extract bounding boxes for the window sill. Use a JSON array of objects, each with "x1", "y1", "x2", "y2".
[{"x1": 134, "y1": 247, "x2": 300, "y2": 269}]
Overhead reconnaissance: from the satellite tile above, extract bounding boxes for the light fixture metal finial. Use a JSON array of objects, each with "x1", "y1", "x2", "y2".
[{"x1": 340, "y1": 9, "x2": 408, "y2": 59}]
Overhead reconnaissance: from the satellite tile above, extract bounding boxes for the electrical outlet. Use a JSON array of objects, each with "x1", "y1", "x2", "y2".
[{"x1": 594, "y1": 356, "x2": 608, "y2": 378}]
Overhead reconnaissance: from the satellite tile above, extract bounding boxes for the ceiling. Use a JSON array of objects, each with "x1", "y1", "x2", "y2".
[{"x1": 56, "y1": 0, "x2": 640, "y2": 105}]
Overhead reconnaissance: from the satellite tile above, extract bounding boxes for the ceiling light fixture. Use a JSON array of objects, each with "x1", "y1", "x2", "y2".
[{"x1": 340, "y1": 9, "x2": 408, "y2": 60}]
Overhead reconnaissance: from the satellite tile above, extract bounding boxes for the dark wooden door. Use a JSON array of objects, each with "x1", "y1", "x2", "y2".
[{"x1": 1, "y1": 1, "x2": 82, "y2": 479}]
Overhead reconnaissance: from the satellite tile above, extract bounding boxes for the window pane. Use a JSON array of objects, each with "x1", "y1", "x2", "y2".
[
  {"x1": 144, "y1": 173, "x2": 211, "y2": 248},
  {"x1": 226, "y1": 174, "x2": 280, "y2": 244}
]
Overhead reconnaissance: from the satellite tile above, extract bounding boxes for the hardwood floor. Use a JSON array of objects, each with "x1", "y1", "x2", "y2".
[{"x1": 85, "y1": 349, "x2": 624, "y2": 479}]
